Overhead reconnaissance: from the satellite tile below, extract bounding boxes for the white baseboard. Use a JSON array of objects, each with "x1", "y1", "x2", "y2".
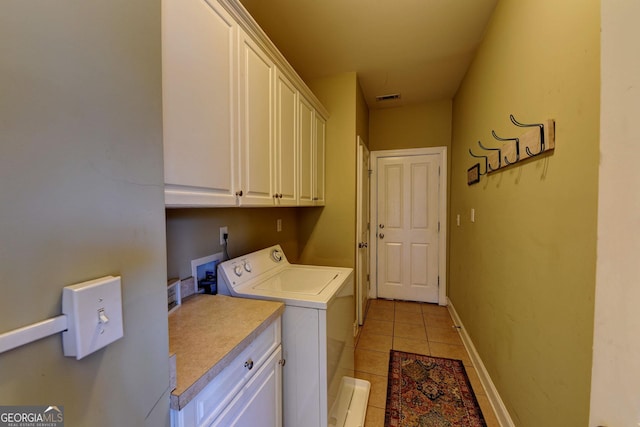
[{"x1": 447, "y1": 298, "x2": 515, "y2": 427}]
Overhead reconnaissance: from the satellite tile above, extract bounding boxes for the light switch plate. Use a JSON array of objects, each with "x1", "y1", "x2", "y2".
[{"x1": 62, "y1": 276, "x2": 124, "y2": 360}]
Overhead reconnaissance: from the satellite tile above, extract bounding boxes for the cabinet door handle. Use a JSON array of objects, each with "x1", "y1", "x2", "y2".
[
  {"x1": 236, "y1": 190, "x2": 243, "y2": 197},
  {"x1": 278, "y1": 359, "x2": 286, "y2": 367},
  {"x1": 379, "y1": 233, "x2": 385, "y2": 239},
  {"x1": 244, "y1": 359, "x2": 254, "y2": 370}
]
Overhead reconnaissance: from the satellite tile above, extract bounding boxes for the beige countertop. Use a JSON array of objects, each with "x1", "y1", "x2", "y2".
[{"x1": 168, "y1": 294, "x2": 284, "y2": 410}]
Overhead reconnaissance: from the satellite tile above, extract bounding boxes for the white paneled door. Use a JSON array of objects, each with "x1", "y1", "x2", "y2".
[{"x1": 374, "y1": 150, "x2": 443, "y2": 303}]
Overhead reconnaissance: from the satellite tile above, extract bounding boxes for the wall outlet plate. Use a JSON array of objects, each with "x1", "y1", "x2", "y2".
[
  {"x1": 62, "y1": 276, "x2": 124, "y2": 360},
  {"x1": 219, "y1": 226, "x2": 228, "y2": 245}
]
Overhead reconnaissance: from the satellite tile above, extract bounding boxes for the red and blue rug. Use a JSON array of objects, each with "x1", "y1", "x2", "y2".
[{"x1": 385, "y1": 350, "x2": 486, "y2": 426}]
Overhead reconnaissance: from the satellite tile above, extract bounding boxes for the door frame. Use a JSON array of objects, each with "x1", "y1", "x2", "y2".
[
  {"x1": 356, "y1": 136, "x2": 370, "y2": 325},
  {"x1": 369, "y1": 147, "x2": 448, "y2": 305}
]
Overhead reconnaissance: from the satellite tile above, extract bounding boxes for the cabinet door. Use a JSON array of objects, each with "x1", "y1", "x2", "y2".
[
  {"x1": 211, "y1": 346, "x2": 282, "y2": 427},
  {"x1": 274, "y1": 71, "x2": 298, "y2": 206},
  {"x1": 238, "y1": 29, "x2": 275, "y2": 206},
  {"x1": 163, "y1": 0, "x2": 237, "y2": 206},
  {"x1": 298, "y1": 96, "x2": 315, "y2": 206},
  {"x1": 314, "y1": 115, "x2": 326, "y2": 206}
]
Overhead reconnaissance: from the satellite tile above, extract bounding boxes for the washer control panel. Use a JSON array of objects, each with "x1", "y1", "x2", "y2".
[{"x1": 218, "y1": 245, "x2": 290, "y2": 290}]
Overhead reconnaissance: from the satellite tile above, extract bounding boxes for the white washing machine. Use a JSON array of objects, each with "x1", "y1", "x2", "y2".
[{"x1": 218, "y1": 245, "x2": 369, "y2": 427}]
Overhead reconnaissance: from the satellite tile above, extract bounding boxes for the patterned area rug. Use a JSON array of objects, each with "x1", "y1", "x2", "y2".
[{"x1": 385, "y1": 350, "x2": 486, "y2": 426}]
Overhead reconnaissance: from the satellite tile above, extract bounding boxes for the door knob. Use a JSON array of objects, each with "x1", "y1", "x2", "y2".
[{"x1": 379, "y1": 233, "x2": 385, "y2": 239}]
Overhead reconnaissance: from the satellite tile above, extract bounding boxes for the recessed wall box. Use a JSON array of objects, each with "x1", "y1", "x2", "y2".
[{"x1": 62, "y1": 275, "x2": 124, "y2": 360}]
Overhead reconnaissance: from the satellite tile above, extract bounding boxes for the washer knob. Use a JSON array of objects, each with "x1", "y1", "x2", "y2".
[
  {"x1": 243, "y1": 261, "x2": 252, "y2": 272},
  {"x1": 271, "y1": 249, "x2": 283, "y2": 262},
  {"x1": 233, "y1": 265, "x2": 243, "y2": 277}
]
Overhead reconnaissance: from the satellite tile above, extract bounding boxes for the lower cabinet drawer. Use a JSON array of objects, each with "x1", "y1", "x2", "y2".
[
  {"x1": 210, "y1": 345, "x2": 282, "y2": 427},
  {"x1": 172, "y1": 317, "x2": 281, "y2": 427}
]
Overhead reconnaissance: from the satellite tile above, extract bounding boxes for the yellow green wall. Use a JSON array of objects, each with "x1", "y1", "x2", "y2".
[
  {"x1": 299, "y1": 72, "x2": 362, "y2": 268},
  {"x1": 449, "y1": 0, "x2": 600, "y2": 425},
  {"x1": 369, "y1": 100, "x2": 452, "y2": 151},
  {"x1": 166, "y1": 208, "x2": 300, "y2": 279},
  {"x1": 356, "y1": 79, "x2": 370, "y2": 148},
  {"x1": 1, "y1": 1, "x2": 170, "y2": 424}
]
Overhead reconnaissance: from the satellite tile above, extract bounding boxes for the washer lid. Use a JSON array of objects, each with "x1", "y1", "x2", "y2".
[{"x1": 253, "y1": 268, "x2": 339, "y2": 295}]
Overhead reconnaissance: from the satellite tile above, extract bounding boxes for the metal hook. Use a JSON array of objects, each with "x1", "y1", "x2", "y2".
[
  {"x1": 509, "y1": 114, "x2": 545, "y2": 157},
  {"x1": 491, "y1": 130, "x2": 520, "y2": 165},
  {"x1": 468, "y1": 148, "x2": 488, "y2": 175},
  {"x1": 477, "y1": 141, "x2": 501, "y2": 171}
]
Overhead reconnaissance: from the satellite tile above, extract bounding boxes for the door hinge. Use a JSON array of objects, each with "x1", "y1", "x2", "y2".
[
  {"x1": 438, "y1": 221, "x2": 440, "y2": 232},
  {"x1": 368, "y1": 169, "x2": 373, "y2": 176},
  {"x1": 437, "y1": 276, "x2": 440, "y2": 286},
  {"x1": 367, "y1": 274, "x2": 370, "y2": 282}
]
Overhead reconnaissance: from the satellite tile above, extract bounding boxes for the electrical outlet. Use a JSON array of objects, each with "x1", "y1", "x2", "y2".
[{"x1": 219, "y1": 226, "x2": 228, "y2": 245}]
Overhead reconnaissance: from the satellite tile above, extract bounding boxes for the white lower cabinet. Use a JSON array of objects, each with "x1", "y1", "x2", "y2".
[
  {"x1": 171, "y1": 318, "x2": 282, "y2": 427},
  {"x1": 211, "y1": 346, "x2": 282, "y2": 426}
]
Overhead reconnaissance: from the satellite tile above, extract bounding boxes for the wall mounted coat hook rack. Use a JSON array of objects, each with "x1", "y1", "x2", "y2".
[
  {"x1": 509, "y1": 114, "x2": 547, "y2": 156},
  {"x1": 468, "y1": 148, "x2": 488, "y2": 176},
  {"x1": 466, "y1": 115, "x2": 555, "y2": 181},
  {"x1": 491, "y1": 130, "x2": 520, "y2": 165},
  {"x1": 477, "y1": 140, "x2": 501, "y2": 171}
]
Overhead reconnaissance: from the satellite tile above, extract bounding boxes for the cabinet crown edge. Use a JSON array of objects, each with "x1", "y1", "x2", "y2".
[{"x1": 216, "y1": 0, "x2": 329, "y2": 119}]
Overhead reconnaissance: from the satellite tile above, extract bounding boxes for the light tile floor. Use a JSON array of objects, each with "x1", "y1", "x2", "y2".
[{"x1": 355, "y1": 299, "x2": 501, "y2": 427}]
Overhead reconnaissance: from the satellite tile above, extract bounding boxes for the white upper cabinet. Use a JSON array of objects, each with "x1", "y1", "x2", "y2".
[
  {"x1": 274, "y1": 70, "x2": 298, "y2": 206},
  {"x1": 314, "y1": 114, "x2": 326, "y2": 206},
  {"x1": 237, "y1": 29, "x2": 275, "y2": 206},
  {"x1": 299, "y1": 96, "x2": 326, "y2": 206},
  {"x1": 163, "y1": 0, "x2": 237, "y2": 207},
  {"x1": 162, "y1": 0, "x2": 328, "y2": 207},
  {"x1": 298, "y1": 96, "x2": 315, "y2": 206}
]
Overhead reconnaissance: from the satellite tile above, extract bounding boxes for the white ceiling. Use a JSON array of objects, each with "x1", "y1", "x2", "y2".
[{"x1": 238, "y1": 0, "x2": 498, "y2": 109}]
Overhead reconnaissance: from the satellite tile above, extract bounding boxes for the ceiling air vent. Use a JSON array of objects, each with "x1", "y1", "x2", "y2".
[{"x1": 375, "y1": 93, "x2": 401, "y2": 102}]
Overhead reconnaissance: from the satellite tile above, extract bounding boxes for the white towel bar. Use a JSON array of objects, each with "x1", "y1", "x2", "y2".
[{"x1": 0, "y1": 315, "x2": 68, "y2": 355}]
